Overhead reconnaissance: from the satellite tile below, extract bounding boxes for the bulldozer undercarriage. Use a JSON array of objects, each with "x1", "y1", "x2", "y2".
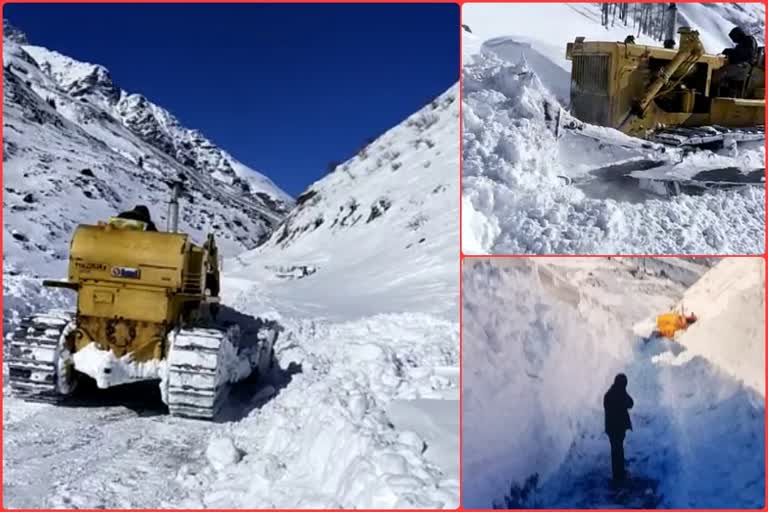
[
  {"x1": 647, "y1": 124, "x2": 765, "y2": 149},
  {"x1": 7, "y1": 311, "x2": 78, "y2": 404},
  {"x1": 7, "y1": 311, "x2": 279, "y2": 420}
]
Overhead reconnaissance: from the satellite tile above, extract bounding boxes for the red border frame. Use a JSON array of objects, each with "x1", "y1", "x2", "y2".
[{"x1": 1, "y1": 1, "x2": 766, "y2": 512}]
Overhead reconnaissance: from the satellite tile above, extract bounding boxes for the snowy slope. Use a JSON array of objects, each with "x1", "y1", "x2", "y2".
[
  {"x1": 668, "y1": 258, "x2": 765, "y2": 395},
  {"x1": 462, "y1": 257, "x2": 764, "y2": 508},
  {"x1": 228, "y1": 86, "x2": 460, "y2": 321},
  {"x1": 462, "y1": 3, "x2": 766, "y2": 255},
  {"x1": 2, "y1": 20, "x2": 291, "y2": 281}
]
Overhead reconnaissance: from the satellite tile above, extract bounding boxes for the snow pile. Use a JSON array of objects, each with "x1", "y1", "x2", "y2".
[
  {"x1": 648, "y1": 344, "x2": 765, "y2": 508},
  {"x1": 462, "y1": 50, "x2": 765, "y2": 254},
  {"x1": 672, "y1": 258, "x2": 765, "y2": 395},
  {"x1": 179, "y1": 83, "x2": 461, "y2": 508},
  {"x1": 179, "y1": 314, "x2": 458, "y2": 509}
]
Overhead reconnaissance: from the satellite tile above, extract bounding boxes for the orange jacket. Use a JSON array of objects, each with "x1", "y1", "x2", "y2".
[{"x1": 656, "y1": 313, "x2": 689, "y2": 338}]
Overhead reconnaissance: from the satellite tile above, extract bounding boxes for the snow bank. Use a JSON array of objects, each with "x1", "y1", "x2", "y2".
[
  {"x1": 188, "y1": 314, "x2": 458, "y2": 509},
  {"x1": 650, "y1": 347, "x2": 765, "y2": 508},
  {"x1": 461, "y1": 258, "x2": 632, "y2": 507},
  {"x1": 673, "y1": 258, "x2": 765, "y2": 395},
  {"x1": 462, "y1": 51, "x2": 765, "y2": 254}
]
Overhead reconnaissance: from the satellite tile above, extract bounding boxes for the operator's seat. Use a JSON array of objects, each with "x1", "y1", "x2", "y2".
[{"x1": 105, "y1": 217, "x2": 150, "y2": 231}]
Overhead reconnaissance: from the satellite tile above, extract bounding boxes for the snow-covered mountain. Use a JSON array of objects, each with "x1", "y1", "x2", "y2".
[
  {"x1": 228, "y1": 86, "x2": 460, "y2": 320},
  {"x1": 2, "y1": 16, "x2": 460, "y2": 508},
  {"x1": 462, "y1": 257, "x2": 764, "y2": 508},
  {"x1": 462, "y1": 3, "x2": 766, "y2": 254},
  {"x1": 2, "y1": 20, "x2": 292, "y2": 278}
]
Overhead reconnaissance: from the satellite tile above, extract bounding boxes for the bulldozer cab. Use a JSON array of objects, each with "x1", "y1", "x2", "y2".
[
  {"x1": 42, "y1": 209, "x2": 222, "y2": 361},
  {"x1": 57, "y1": 223, "x2": 220, "y2": 359}
]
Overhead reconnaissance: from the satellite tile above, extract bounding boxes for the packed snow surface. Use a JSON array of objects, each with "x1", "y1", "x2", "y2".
[
  {"x1": 462, "y1": 3, "x2": 766, "y2": 254},
  {"x1": 462, "y1": 257, "x2": 764, "y2": 508}
]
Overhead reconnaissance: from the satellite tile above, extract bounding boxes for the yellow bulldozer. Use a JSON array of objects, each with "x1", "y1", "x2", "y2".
[
  {"x1": 7, "y1": 182, "x2": 278, "y2": 419},
  {"x1": 565, "y1": 26, "x2": 765, "y2": 148}
]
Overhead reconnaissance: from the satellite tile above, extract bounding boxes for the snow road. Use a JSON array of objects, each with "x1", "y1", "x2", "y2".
[
  {"x1": 527, "y1": 336, "x2": 764, "y2": 509},
  {"x1": 3, "y1": 389, "x2": 211, "y2": 508},
  {"x1": 462, "y1": 257, "x2": 765, "y2": 509}
]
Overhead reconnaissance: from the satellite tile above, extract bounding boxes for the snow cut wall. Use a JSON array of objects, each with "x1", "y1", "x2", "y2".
[{"x1": 461, "y1": 258, "x2": 630, "y2": 507}]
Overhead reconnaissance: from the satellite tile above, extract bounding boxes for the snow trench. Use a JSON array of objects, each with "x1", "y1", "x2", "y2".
[{"x1": 462, "y1": 258, "x2": 765, "y2": 508}]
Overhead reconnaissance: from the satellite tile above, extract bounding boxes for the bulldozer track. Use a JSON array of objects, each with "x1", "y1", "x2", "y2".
[
  {"x1": 8, "y1": 311, "x2": 278, "y2": 421},
  {"x1": 164, "y1": 326, "x2": 238, "y2": 420},
  {"x1": 7, "y1": 311, "x2": 76, "y2": 404},
  {"x1": 649, "y1": 125, "x2": 765, "y2": 147}
]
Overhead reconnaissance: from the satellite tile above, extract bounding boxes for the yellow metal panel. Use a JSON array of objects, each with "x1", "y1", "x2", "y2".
[
  {"x1": 569, "y1": 40, "x2": 724, "y2": 68},
  {"x1": 79, "y1": 284, "x2": 171, "y2": 323},
  {"x1": 69, "y1": 225, "x2": 187, "y2": 288},
  {"x1": 710, "y1": 98, "x2": 765, "y2": 126}
]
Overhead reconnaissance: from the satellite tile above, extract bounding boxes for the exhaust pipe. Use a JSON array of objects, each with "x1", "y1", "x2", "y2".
[
  {"x1": 664, "y1": 3, "x2": 677, "y2": 49},
  {"x1": 167, "y1": 180, "x2": 183, "y2": 232}
]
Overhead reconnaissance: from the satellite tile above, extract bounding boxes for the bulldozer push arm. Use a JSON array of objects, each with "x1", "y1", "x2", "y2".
[{"x1": 620, "y1": 27, "x2": 705, "y2": 128}]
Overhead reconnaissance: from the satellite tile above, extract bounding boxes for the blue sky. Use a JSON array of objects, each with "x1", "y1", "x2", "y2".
[{"x1": 4, "y1": 3, "x2": 459, "y2": 196}]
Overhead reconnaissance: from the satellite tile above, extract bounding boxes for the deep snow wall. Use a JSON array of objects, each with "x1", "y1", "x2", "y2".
[
  {"x1": 461, "y1": 258, "x2": 631, "y2": 508},
  {"x1": 673, "y1": 258, "x2": 765, "y2": 395}
]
